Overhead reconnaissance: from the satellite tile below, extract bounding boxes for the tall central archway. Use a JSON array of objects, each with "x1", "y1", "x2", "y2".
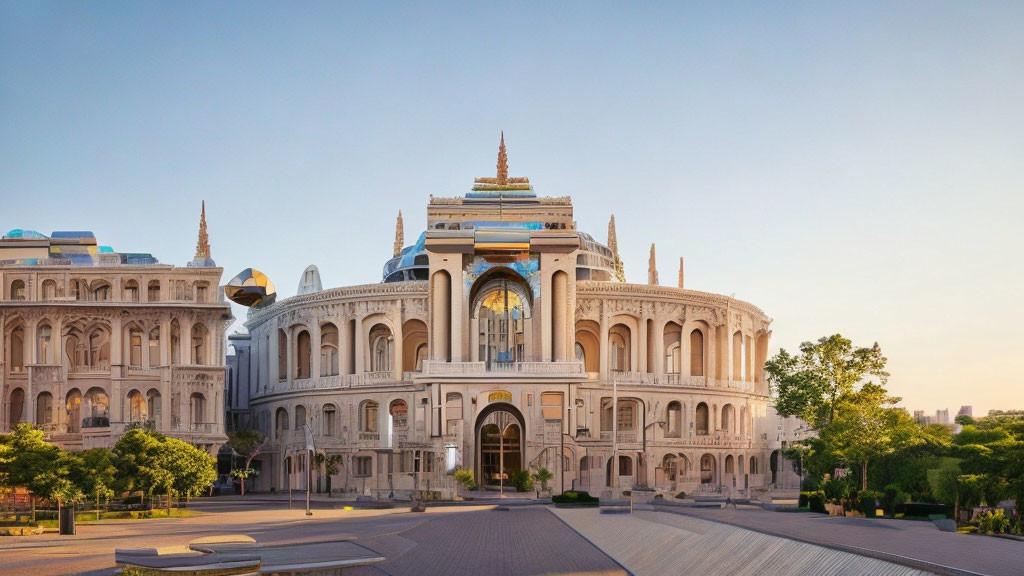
[
  {"x1": 475, "y1": 401, "x2": 526, "y2": 489},
  {"x1": 470, "y1": 268, "x2": 533, "y2": 368}
]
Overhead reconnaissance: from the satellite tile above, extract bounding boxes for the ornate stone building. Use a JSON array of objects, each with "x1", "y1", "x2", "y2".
[
  {"x1": 241, "y1": 138, "x2": 777, "y2": 498},
  {"x1": 0, "y1": 205, "x2": 231, "y2": 453}
]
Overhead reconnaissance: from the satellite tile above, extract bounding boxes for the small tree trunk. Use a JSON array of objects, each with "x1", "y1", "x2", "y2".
[
  {"x1": 167, "y1": 490, "x2": 172, "y2": 517},
  {"x1": 861, "y1": 461, "x2": 868, "y2": 491},
  {"x1": 96, "y1": 492, "x2": 101, "y2": 522},
  {"x1": 241, "y1": 475, "x2": 246, "y2": 497}
]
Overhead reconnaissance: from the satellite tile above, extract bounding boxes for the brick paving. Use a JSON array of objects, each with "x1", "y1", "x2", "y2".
[
  {"x1": 663, "y1": 504, "x2": 1024, "y2": 576},
  {"x1": 0, "y1": 504, "x2": 623, "y2": 576}
]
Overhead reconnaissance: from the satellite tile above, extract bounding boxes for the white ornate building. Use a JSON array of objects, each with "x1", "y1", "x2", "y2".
[
  {"x1": 0, "y1": 205, "x2": 231, "y2": 453},
  {"x1": 240, "y1": 138, "x2": 779, "y2": 498}
]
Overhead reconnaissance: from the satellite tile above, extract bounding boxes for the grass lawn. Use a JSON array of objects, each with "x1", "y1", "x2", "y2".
[{"x1": 20, "y1": 508, "x2": 204, "y2": 528}]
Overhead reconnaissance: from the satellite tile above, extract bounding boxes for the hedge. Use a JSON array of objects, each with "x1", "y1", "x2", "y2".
[
  {"x1": 800, "y1": 490, "x2": 826, "y2": 513},
  {"x1": 858, "y1": 490, "x2": 884, "y2": 517},
  {"x1": 552, "y1": 491, "x2": 600, "y2": 505},
  {"x1": 895, "y1": 502, "x2": 952, "y2": 518}
]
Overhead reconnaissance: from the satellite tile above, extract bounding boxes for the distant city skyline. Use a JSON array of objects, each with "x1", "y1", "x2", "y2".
[{"x1": 2, "y1": 3, "x2": 1021, "y2": 416}]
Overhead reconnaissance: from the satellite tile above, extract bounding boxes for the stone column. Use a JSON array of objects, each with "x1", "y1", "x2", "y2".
[
  {"x1": 354, "y1": 315, "x2": 365, "y2": 374},
  {"x1": 431, "y1": 272, "x2": 450, "y2": 361},
  {"x1": 180, "y1": 319, "x2": 192, "y2": 366},
  {"x1": 286, "y1": 326, "x2": 294, "y2": 385},
  {"x1": 552, "y1": 271, "x2": 567, "y2": 362},
  {"x1": 638, "y1": 316, "x2": 648, "y2": 374},
  {"x1": 392, "y1": 304, "x2": 404, "y2": 381},
  {"x1": 449, "y1": 269, "x2": 464, "y2": 362},
  {"x1": 598, "y1": 307, "x2": 609, "y2": 380},
  {"x1": 652, "y1": 319, "x2": 664, "y2": 378},
  {"x1": 311, "y1": 322, "x2": 321, "y2": 380}
]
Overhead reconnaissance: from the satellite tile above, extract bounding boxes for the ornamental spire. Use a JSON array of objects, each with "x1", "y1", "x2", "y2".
[
  {"x1": 496, "y1": 131, "x2": 508, "y2": 185},
  {"x1": 393, "y1": 210, "x2": 405, "y2": 257},
  {"x1": 608, "y1": 214, "x2": 626, "y2": 282},
  {"x1": 195, "y1": 201, "x2": 210, "y2": 260},
  {"x1": 678, "y1": 256, "x2": 685, "y2": 289},
  {"x1": 648, "y1": 243, "x2": 659, "y2": 285}
]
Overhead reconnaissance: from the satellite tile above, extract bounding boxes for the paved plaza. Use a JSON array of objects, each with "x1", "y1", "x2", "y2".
[{"x1": 1, "y1": 499, "x2": 1022, "y2": 575}]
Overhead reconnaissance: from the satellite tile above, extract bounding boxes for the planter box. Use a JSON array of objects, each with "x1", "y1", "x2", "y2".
[{"x1": 0, "y1": 526, "x2": 43, "y2": 536}]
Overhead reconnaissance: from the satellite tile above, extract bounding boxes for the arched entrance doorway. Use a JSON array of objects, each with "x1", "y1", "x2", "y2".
[{"x1": 475, "y1": 402, "x2": 525, "y2": 490}]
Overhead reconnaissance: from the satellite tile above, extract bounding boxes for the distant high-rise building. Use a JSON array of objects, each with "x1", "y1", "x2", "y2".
[
  {"x1": 935, "y1": 409, "x2": 950, "y2": 425},
  {"x1": 913, "y1": 410, "x2": 926, "y2": 424},
  {"x1": 958, "y1": 405, "x2": 973, "y2": 418}
]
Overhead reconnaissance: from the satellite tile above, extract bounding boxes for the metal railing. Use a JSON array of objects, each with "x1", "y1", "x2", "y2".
[{"x1": 421, "y1": 360, "x2": 585, "y2": 376}]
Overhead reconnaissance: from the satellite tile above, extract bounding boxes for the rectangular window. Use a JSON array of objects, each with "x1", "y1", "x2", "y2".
[
  {"x1": 354, "y1": 456, "x2": 372, "y2": 477},
  {"x1": 541, "y1": 392, "x2": 563, "y2": 420}
]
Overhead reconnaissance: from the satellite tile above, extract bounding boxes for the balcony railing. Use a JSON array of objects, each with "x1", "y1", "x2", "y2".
[
  {"x1": 421, "y1": 360, "x2": 586, "y2": 377},
  {"x1": 125, "y1": 365, "x2": 162, "y2": 377},
  {"x1": 599, "y1": 430, "x2": 638, "y2": 443},
  {"x1": 605, "y1": 372, "x2": 758, "y2": 392},
  {"x1": 171, "y1": 422, "x2": 220, "y2": 434}
]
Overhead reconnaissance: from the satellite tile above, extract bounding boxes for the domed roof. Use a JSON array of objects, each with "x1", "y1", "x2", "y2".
[{"x1": 4, "y1": 229, "x2": 48, "y2": 239}]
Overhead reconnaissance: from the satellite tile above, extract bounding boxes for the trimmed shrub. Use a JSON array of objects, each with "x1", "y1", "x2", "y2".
[
  {"x1": 798, "y1": 492, "x2": 809, "y2": 508},
  {"x1": 552, "y1": 491, "x2": 600, "y2": 505},
  {"x1": 675, "y1": 491, "x2": 687, "y2": 500},
  {"x1": 976, "y1": 509, "x2": 1011, "y2": 535},
  {"x1": 511, "y1": 470, "x2": 534, "y2": 493},
  {"x1": 858, "y1": 490, "x2": 884, "y2": 517},
  {"x1": 801, "y1": 490, "x2": 826, "y2": 513},
  {"x1": 882, "y1": 484, "x2": 908, "y2": 515}
]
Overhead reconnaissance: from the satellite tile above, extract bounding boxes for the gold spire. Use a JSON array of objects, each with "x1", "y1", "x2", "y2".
[
  {"x1": 195, "y1": 201, "x2": 210, "y2": 260},
  {"x1": 393, "y1": 210, "x2": 405, "y2": 257},
  {"x1": 496, "y1": 131, "x2": 508, "y2": 185},
  {"x1": 648, "y1": 243, "x2": 659, "y2": 285},
  {"x1": 608, "y1": 214, "x2": 626, "y2": 282}
]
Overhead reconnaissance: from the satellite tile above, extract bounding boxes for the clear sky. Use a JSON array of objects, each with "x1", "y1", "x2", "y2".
[{"x1": 2, "y1": 3, "x2": 1022, "y2": 416}]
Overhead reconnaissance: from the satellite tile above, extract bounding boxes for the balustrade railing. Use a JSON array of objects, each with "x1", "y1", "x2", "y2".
[
  {"x1": 602, "y1": 371, "x2": 758, "y2": 392},
  {"x1": 600, "y1": 430, "x2": 638, "y2": 443},
  {"x1": 421, "y1": 360, "x2": 585, "y2": 376},
  {"x1": 171, "y1": 422, "x2": 219, "y2": 434}
]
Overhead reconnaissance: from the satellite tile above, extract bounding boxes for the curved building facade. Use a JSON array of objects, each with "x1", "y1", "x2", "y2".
[{"x1": 240, "y1": 140, "x2": 775, "y2": 498}]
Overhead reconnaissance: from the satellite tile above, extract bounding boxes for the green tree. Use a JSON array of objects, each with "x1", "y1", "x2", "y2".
[
  {"x1": 818, "y1": 383, "x2": 916, "y2": 490},
  {"x1": 163, "y1": 437, "x2": 217, "y2": 503},
  {"x1": 765, "y1": 334, "x2": 889, "y2": 428},
  {"x1": 0, "y1": 424, "x2": 60, "y2": 491},
  {"x1": 226, "y1": 429, "x2": 264, "y2": 496},
  {"x1": 113, "y1": 428, "x2": 169, "y2": 501},
  {"x1": 531, "y1": 468, "x2": 554, "y2": 491},
  {"x1": 77, "y1": 449, "x2": 117, "y2": 520}
]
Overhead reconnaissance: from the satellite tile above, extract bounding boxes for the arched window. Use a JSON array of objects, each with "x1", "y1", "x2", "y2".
[
  {"x1": 370, "y1": 325, "x2": 392, "y2": 372},
  {"x1": 83, "y1": 387, "x2": 109, "y2": 427},
  {"x1": 148, "y1": 327, "x2": 160, "y2": 367},
  {"x1": 66, "y1": 389, "x2": 82, "y2": 433},
  {"x1": 37, "y1": 323, "x2": 53, "y2": 364},
  {"x1": 295, "y1": 329, "x2": 311, "y2": 379},
  {"x1": 41, "y1": 280, "x2": 57, "y2": 300},
  {"x1": 575, "y1": 342, "x2": 585, "y2": 364},
  {"x1": 10, "y1": 279, "x2": 26, "y2": 300},
  {"x1": 295, "y1": 405, "x2": 307, "y2": 429},
  {"x1": 320, "y1": 324, "x2": 339, "y2": 376},
  {"x1": 128, "y1": 326, "x2": 143, "y2": 367},
  {"x1": 91, "y1": 281, "x2": 111, "y2": 302},
  {"x1": 190, "y1": 392, "x2": 206, "y2": 424},
  {"x1": 725, "y1": 454, "x2": 735, "y2": 474},
  {"x1": 666, "y1": 401, "x2": 682, "y2": 438},
  {"x1": 696, "y1": 402, "x2": 709, "y2": 436},
  {"x1": 88, "y1": 328, "x2": 109, "y2": 370},
  {"x1": 662, "y1": 454, "x2": 678, "y2": 483},
  {"x1": 322, "y1": 404, "x2": 336, "y2": 437},
  {"x1": 471, "y1": 271, "x2": 532, "y2": 366},
  {"x1": 147, "y1": 389, "x2": 162, "y2": 424},
  {"x1": 359, "y1": 400, "x2": 379, "y2": 433},
  {"x1": 600, "y1": 398, "x2": 637, "y2": 433},
  {"x1": 195, "y1": 281, "x2": 210, "y2": 303},
  {"x1": 170, "y1": 320, "x2": 181, "y2": 365},
  {"x1": 690, "y1": 329, "x2": 704, "y2": 376},
  {"x1": 10, "y1": 327, "x2": 24, "y2": 372},
  {"x1": 71, "y1": 279, "x2": 86, "y2": 301},
  {"x1": 123, "y1": 280, "x2": 139, "y2": 302},
  {"x1": 733, "y1": 331, "x2": 743, "y2": 380},
  {"x1": 191, "y1": 324, "x2": 208, "y2": 365},
  {"x1": 127, "y1": 389, "x2": 147, "y2": 422},
  {"x1": 445, "y1": 392, "x2": 462, "y2": 435},
  {"x1": 8, "y1": 388, "x2": 25, "y2": 426},
  {"x1": 147, "y1": 280, "x2": 160, "y2": 302},
  {"x1": 277, "y1": 329, "x2": 287, "y2": 381},
  {"x1": 721, "y1": 404, "x2": 734, "y2": 434},
  {"x1": 749, "y1": 455, "x2": 758, "y2": 475},
  {"x1": 276, "y1": 407, "x2": 290, "y2": 434},
  {"x1": 608, "y1": 324, "x2": 631, "y2": 372},
  {"x1": 36, "y1": 391, "x2": 53, "y2": 426},
  {"x1": 389, "y1": 400, "x2": 408, "y2": 428}
]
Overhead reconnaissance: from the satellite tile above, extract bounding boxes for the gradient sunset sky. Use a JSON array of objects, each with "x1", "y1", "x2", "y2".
[{"x1": 2, "y1": 3, "x2": 1022, "y2": 415}]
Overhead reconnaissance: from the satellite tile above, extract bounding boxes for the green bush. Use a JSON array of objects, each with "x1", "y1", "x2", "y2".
[
  {"x1": 454, "y1": 469, "x2": 476, "y2": 492},
  {"x1": 822, "y1": 476, "x2": 852, "y2": 504},
  {"x1": 858, "y1": 490, "x2": 883, "y2": 517},
  {"x1": 801, "y1": 490, "x2": 826, "y2": 513},
  {"x1": 882, "y1": 484, "x2": 908, "y2": 515},
  {"x1": 976, "y1": 509, "x2": 1011, "y2": 535},
  {"x1": 511, "y1": 470, "x2": 534, "y2": 492},
  {"x1": 552, "y1": 491, "x2": 599, "y2": 505},
  {"x1": 798, "y1": 492, "x2": 809, "y2": 508},
  {"x1": 675, "y1": 491, "x2": 687, "y2": 500}
]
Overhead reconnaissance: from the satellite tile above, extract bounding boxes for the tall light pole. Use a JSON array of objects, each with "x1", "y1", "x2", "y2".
[{"x1": 612, "y1": 374, "x2": 618, "y2": 494}]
